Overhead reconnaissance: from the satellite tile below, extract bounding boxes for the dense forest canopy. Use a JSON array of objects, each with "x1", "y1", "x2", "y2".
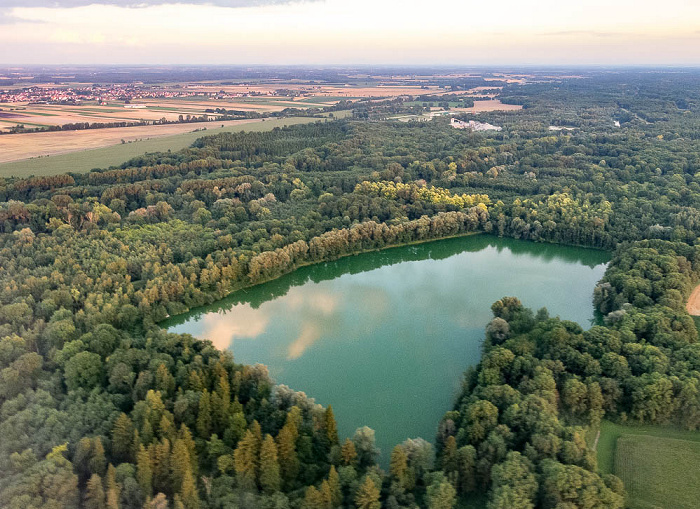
[{"x1": 0, "y1": 70, "x2": 699, "y2": 509}]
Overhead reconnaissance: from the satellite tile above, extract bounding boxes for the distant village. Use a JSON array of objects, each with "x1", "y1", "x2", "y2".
[{"x1": 0, "y1": 84, "x2": 292, "y2": 105}]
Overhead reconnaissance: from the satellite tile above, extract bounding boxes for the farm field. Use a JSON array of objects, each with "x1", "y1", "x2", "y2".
[
  {"x1": 595, "y1": 421, "x2": 700, "y2": 509},
  {"x1": 0, "y1": 97, "x2": 311, "y2": 131},
  {"x1": 615, "y1": 435, "x2": 700, "y2": 509},
  {"x1": 0, "y1": 116, "x2": 320, "y2": 177},
  {"x1": 0, "y1": 118, "x2": 272, "y2": 164},
  {"x1": 0, "y1": 83, "x2": 449, "y2": 133},
  {"x1": 0, "y1": 81, "x2": 491, "y2": 133}
]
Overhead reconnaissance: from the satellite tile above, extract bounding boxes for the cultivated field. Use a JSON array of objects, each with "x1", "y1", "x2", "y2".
[
  {"x1": 595, "y1": 421, "x2": 700, "y2": 509},
  {"x1": 615, "y1": 435, "x2": 700, "y2": 509},
  {"x1": 0, "y1": 116, "x2": 321, "y2": 177},
  {"x1": 0, "y1": 118, "x2": 279, "y2": 164}
]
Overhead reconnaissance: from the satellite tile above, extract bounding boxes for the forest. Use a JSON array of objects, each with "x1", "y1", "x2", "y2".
[{"x1": 0, "y1": 70, "x2": 699, "y2": 509}]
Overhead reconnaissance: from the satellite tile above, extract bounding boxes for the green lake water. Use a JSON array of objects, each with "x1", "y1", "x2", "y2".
[{"x1": 163, "y1": 235, "x2": 609, "y2": 459}]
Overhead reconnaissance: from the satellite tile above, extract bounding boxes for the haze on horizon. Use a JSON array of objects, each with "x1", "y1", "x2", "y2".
[{"x1": 0, "y1": 0, "x2": 699, "y2": 66}]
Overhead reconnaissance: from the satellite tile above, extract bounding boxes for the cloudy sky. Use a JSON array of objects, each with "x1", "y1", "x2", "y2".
[{"x1": 0, "y1": 0, "x2": 698, "y2": 65}]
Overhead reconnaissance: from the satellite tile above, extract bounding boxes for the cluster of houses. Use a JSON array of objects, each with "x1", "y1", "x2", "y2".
[
  {"x1": 0, "y1": 83, "x2": 280, "y2": 105},
  {"x1": 450, "y1": 117, "x2": 502, "y2": 131}
]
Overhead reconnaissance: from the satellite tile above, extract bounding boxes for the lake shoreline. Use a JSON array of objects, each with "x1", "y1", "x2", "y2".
[
  {"x1": 163, "y1": 234, "x2": 609, "y2": 461},
  {"x1": 161, "y1": 231, "x2": 611, "y2": 327}
]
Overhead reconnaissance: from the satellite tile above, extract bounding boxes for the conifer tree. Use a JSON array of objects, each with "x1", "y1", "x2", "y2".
[
  {"x1": 302, "y1": 485, "x2": 325, "y2": 509},
  {"x1": 196, "y1": 390, "x2": 212, "y2": 437},
  {"x1": 212, "y1": 373, "x2": 231, "y2": 432},
  {"x1": 234, "y1": 429, "x2": 259, "y2": 490},
  {"x1": 136, "y1": 444, "x2": 153, "y2": 498},
  {"x1": 84, "y1": 473, "x2": 106, "y2": 509},
  {"x1": 74, "y1": 437, "x2": 94, "y2": 484},
  {"x1": 159, "y1": 414, "x2": 176, "y2": 443},
  {"x1": 105, "y1": 464, "x2": 120, "y2": 509},
  {"x1": 171, "y1": 439, "x2": 191, "y2": 491},
  {"x1": 277, "y1": 419, "x2": 300, "y2": 486},
  {"x1": 250, "y1": 419, "x2": 263, "y2": 449},
  {"x1": 328, "y1": 465, "x2": 342, "y2": 507},
  {"x1": 259, "y1": 434, "x2": 281, "y2": 493},
  {"x1": 142, "y1": 418, "x2": 154, "y2": 445},
  {"x1": 178, "y1": 424, "x2": 198, "y2": 477},
  {"x1": 152, "y1": 439, "x2": 171, "y2": 495},
  {"x1": 319, "y1": 479, "x2": 333, "y2": 509},
  {"x1": 323, "y1": 405, "x2": 339, "y2": 446},
  {"x1": 155, "y1": 363, "x2": 175, "y2": 396},
  {"x1": 355, "y1": 476, "x2": 381, "y2": 509},
  {"x1": 340, "y1": 438, "x2": 357, "y2": 466},
  {"x1": 112, "y1": 413, "x2": 134, "y2": 462},
  {"x1": 440, "y1": 436, "x2": 458, "y2": 477},
  {"x1": 90, "y1": 437, "x2": 107, "y2": 478},
  {"x1": 390, "y1": 445, "x2": 409, "y2": 490},
  {"x1": 187, "y1": 370, "x2": 204, "y2": 392},
  {"x1": 130, "y1": 427, "x2": 139, "y2": 451},
  {"x1": 179, "y1": 464, "x2": 200, "y2": 509}
]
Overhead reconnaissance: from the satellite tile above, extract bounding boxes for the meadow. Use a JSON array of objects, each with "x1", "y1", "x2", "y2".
[
  {"x1": 615, "y1": 435, "x2": 700, "y2": 509},
  {"x1": 596, "y1": 421, "x2": 700, "y2": 509}
]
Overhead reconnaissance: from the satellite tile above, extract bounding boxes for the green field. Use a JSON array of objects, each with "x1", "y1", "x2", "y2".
[
  {"x1": 615, "y1": 435, "x2": 700, "y2": 509},
  {"x1": 595, "y1": 421, "x2": 700, "y2": 509},
  {"x1": 0, "y1": 116, "x2": 321, "y2": 178}
]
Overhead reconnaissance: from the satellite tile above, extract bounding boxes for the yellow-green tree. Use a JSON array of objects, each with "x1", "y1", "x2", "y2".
[
  {"x1": 328, "y1": 465, "x2": 342, "y2": 507},
  {"x1": 277, "y1": 416, "x2": 300, "y2": 486},
  {"x1": 354, "y1": 476, "x2": 380, "y2": 509},
  {"x1": 234, "y1": 429, "x2": 260, "y2": 490},
  {"x1": 340, "y1": 438, "x2": 357, "y2": 466},
  {"x1": 136, "y1": 444, "x2": 153, "y2": 498},
  {"x1": 389, "y1": 445, "x2": 409, "y2": 490},
  {"x1": 259, "y1": 434, "x2": 281, "y2": 493},
  {"x1": 112, "y1": 413, "x2": 134, "y2": 462},
  {"x1": 84, "y1": 473, "x2": 106, "y2": 509},
  {"x1": 323, "y1": 405, "x2": 339, "y2": 446}
]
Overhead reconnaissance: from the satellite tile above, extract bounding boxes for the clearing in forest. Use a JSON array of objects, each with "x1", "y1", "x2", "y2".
[
  {"x1": 614, "y1": 435, "x2": 700, "y2": 509},
  {"x1": 686, "y1": 283, "x2": 700, "y2": 315}
]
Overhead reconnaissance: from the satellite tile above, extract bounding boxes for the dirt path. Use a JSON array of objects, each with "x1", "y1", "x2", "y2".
[{"x1": 686, "y1": 284, "x2": 700, "y2": 315}]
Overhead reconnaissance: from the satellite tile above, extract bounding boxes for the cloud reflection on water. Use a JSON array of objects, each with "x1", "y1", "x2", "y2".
[
  {"x1": 200, "y1": 286, "x2": 348, "y2": 360},
  {"x1": 201, "y1": 304, "x2": 270, "y2": 350}
]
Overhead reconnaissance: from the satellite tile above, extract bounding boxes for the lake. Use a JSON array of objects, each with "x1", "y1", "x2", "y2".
[{"x1": 163, "y1": 235, "x2": 609, "y2": 460}]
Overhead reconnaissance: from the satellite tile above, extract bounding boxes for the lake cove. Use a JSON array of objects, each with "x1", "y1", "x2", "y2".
[{"x1": 163, "y1": 235, "x2": 609, "y2": 461}]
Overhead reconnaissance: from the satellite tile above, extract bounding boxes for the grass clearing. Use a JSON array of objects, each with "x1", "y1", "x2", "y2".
[
  {"x1": 0, "y1": 116, "x2": 321, "y2": 177},
  {"x1": 614, "y1": 435, "x2": 700, "y2": 509}
]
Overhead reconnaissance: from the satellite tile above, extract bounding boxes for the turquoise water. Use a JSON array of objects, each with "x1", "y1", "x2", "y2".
[{"x1": 164, "y1": 235, "x2": 609, "y2": 459}]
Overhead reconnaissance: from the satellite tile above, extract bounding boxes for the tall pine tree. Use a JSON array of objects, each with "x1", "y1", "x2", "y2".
[{"x1": 259, "y1": 434, "x2": 281, "y2": 493}]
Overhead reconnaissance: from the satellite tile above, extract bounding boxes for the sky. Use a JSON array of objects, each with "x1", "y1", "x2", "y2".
[{"x1": 0, "y1": 0, "x2": 699, "y2": 65}]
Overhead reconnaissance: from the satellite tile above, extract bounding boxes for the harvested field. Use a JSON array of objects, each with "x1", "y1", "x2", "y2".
[
  {"x1": 0, "y1": 118, "x2": 268, "y2": 164},
  {"x1": 0, "y1": 116, "x2": 320, "y2": 177}
]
